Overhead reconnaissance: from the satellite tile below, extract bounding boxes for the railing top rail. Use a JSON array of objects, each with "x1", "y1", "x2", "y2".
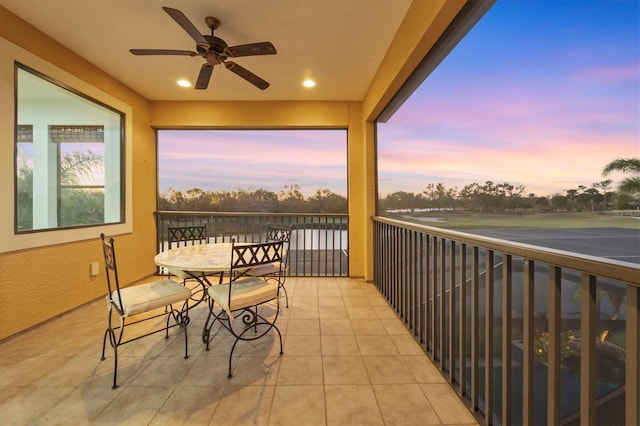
[
  {"x1": 156, "y1": 211, "x2": 348, "y2": 218},
  {"x1": 373, "y1": 215, "x2": 640, "y2": 286}
]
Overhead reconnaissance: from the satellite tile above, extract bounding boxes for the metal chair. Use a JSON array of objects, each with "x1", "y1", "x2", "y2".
[
  {"x1": 247, "y1": 224, "x2": 292, "y2": 307},
  {"x1": 166, "y1": 225, "x2": 211, "y2": 305},
  {"x1": 100, "y1": 233, "x2": 191, "y2": 389},
  {"x1": 202, "y1": 239, "x2": 285, "y2": 378}
]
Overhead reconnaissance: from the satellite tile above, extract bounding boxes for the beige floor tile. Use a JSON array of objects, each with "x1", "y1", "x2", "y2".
[
  {"x1": 149, "y1": 385, "x2": 222, "y2": 425},
  {"x1": 286, "y1": 306, "x2": 320, "y2": 319},
  {"x1": 391, "y1": 334, "x2": 426, "y2": 355},
  {"x1": 322, "y1": 356, "x2": 370, "y2": 384},
  {"x1": 319, "y1": 318, "x2": 354, "y2": 336},
  {"x1": 291, "y1": 296, "x2": 319, "y2": 307},
  {"x1": 363, "y1": 355, "x2": 416, "y2": 384},
  {"x1": 321, "y1": 335, "x2": 361, "y2": 356},
  {"x1": 0, "y1": 385, "x2": 76, "y2": 425},
  {"x1": 269, "y1": 385, "x2": 326, "y2": 426},
  {"x1": 285, "y1": 318, "x2": 320, "y2": 335},
  {"x1": 340, "y1": 288, "x2": 367, "y2": 297},
  {"x1": 318, "y1": 295, "x2": 345, "y2": 307},
  {"x1": 346, "y1": 307, "x2": 378, "y2": 319},
  {"x1": 294, "y1": 288, "x2": 318, "y2": 298},
  {"x1": 317, "y1": 288, "x2": 342, "y2": 297},
  {"x1": 35, "y1": 385, "x2": 121, "y2": 425},
  {"x1": 325, "y1": 384, "x2": 384, "y2": 426},
  {"x1": 92, "y1": 385, "x2": 175, "y2": 424},
  {"x1": 382, "y1": 317, "x2": 412, "y2": 335},
  {"x1": 403, "y1": 354, "x2": 448, "y2": 383},
  {"x1": 374, "y1": 305, "x2": 401, "y2": 319},
  {"x1": 318, "y1": 305, "x2": 349, "y2": 319},
  {"x1": 227, "y1": 356, "x2": 281, "y2": 386},
  {"x1": 421, "y1": 383, "x2": 477, "y2": 424},
  {"x1": 283, "y1": 334, "x2": 321, "y2": 356},
  {"x1": 343, "y1": 296, "x2": 372, "y2": 307},
  {"x1": 351, "y1": 318, "x2": 388, "y2": 335},
  {"x1": 210, "y1": 384, "x2": 275, "y2": 425},
  {"x1": 276, "y1": 356, "x2": 323, "y2": 385},
  {"x1": 356, "y1": 335, "x2": 400, "y2": 356},
  {"x1": 373, "y1": 383, "x2": 441, "y2": 425}
]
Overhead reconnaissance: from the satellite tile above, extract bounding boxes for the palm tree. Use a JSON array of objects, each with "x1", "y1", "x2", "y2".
[{"x1": 602, "y1": 157, "x2": 640, "y2": 194}]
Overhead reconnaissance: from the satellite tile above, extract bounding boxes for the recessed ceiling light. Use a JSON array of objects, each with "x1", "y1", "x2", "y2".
[
  {"x1": 177, "y1": 79, "x2": 191, "y2": 88},
  {"x1": 303, "y1": 79, "x2": 316, "y2": 88}
]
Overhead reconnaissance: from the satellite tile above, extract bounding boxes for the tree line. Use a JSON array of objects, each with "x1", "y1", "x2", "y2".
[
  {"x1": 380, "y1": 158, "x2": 640, "y2": 213},
  {"x1": 159, "y1": 184, "x2": 347, "y2": 213}
]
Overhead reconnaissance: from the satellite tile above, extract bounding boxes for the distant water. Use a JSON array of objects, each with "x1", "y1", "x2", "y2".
[{"x1": 290, "y1": 229, "x2": 348, "y2": 250}]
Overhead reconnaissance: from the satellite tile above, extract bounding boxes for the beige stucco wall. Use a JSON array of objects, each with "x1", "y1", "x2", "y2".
[
  {"x1": 0, "y1": 1, "x2": 466, "y2": 339},
  {"x1": 0, "y1": 7, "x2": 156, "y2": 339}
]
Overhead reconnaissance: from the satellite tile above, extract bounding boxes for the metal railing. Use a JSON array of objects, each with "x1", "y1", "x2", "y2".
[
  {"x1": 155, "y1": 211, "x2": 348, "y2": 277},
  {"x1": 373, "y1": 216, "x2": 639, "y2": 426}
]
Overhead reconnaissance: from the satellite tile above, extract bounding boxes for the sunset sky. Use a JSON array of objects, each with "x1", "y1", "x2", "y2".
[{"x1": 159, "y1": 0, "x2": 639, "y2": 198}]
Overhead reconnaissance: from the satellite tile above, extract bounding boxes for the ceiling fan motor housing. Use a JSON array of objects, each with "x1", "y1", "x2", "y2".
[{"x1": 200, "y1": 35, "x2": 228, "y2": 55}]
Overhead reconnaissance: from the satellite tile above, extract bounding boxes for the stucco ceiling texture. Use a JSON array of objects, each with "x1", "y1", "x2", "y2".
[{"x1": 1, "y1": 0, "x2": 412, "y2": 101}]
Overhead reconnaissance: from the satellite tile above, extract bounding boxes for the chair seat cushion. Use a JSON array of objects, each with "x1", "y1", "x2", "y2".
[
  {"x1": 207, "y1": 278, "x2": 278, "y2": 320},
  {"x1": 246, "y1": 262, "x2": 284, "y2": 277},
  {"x1": 112, "y1": 279, "x2": 191, "y2": 316}
]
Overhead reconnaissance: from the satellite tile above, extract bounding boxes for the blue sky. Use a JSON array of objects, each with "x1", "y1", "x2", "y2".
[
  {"x1": 377, "y1": 0, "x2": 639, "y2": 197},
  {"x1": 159, "y1": 0, "x2": 639, "y2": 198}
]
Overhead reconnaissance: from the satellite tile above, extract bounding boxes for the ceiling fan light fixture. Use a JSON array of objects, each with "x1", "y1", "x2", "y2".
[
  {"x1": 177, "y1": 79, "x2": 191, "y2": 88},
  {"x1": 303, "y1": 79, "x2": 316, "y2": 88}
]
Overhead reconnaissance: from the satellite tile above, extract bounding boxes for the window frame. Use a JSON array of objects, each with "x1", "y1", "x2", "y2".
[{"x1": 0, "y1": 37, "x2": 133, "y2": 253}]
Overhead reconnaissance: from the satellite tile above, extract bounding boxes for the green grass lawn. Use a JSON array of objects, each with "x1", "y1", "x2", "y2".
[{"x1": 395, "y1": 211, "x2": 640, "y2": 230}]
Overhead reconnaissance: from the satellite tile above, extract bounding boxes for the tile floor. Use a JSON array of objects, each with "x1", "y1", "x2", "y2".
[{"x1": 0, "y1": 277, "x2": 478, "y2": 425}]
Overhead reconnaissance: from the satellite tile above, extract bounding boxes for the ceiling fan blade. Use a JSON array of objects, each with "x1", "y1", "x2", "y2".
[
  {"x1": 162, "y1": 7, "x2": 209, "y2": 50},
  {"x1": 224, "y1": 61, "x2": 269, "y2": 90},
  {"x1": 226, "y1": 42, "x2": 277, "y2": 58},
  {"x1": 130, "y1": 49, "x2": 198, "y2": 56},
  {"x1": 195, "y1": 64, "x2": 214, "y2": 90}
]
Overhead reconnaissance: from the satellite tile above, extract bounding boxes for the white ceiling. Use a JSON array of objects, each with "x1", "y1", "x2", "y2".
[{"x1": 1, "y1": 0, "x2": 413, "y2": 101}]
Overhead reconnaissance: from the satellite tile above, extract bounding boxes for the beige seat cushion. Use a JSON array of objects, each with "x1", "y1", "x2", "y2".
[
  {"x1": 112, "y1": 279, "x2": 191, "y2": 316},
  {"x1": 208, "y1": 278, "x2": 278, "y2": 320},
  {"x1": 246, "y1": 261, "x2": 286, "y2": 277}
]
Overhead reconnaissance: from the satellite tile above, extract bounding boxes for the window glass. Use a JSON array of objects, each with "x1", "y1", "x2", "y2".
[{"x1": 15, "y1": 64, "x2": 124, "y2": 232}]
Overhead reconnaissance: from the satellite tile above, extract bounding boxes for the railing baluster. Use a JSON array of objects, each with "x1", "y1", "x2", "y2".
[
  {"x1": 439, "y1": 238, "x2": 446, "y2": 367},
  {"x1": 580, "y1": 273, "x2": 597, "y2": 425},
  {"x1": 501, "y1": 254, "x2": 512, "y2": 425},
  {"x1": 458, "y1": 243, "x2": 467, "y2": 398},
  {"x1": 448, "y1": 240, "x2": 456, "y2": 380},
  {"x1": 548, "y1": 265, "x2": 561, "y2": 425},
  {"x1": 523, "y1": 259, "x2": 535, "y2": 426},
  {"x1": 471, "y1": 246, "x2": 479, "y2": 412},
  {"x1": 627, "y1": 284, "x2": 640, "y2": 426},
  {"x1": 484, "y1": 250, "x2": 494, "y2": 424}
]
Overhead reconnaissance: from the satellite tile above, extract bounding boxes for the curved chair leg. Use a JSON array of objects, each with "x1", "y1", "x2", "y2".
[{"x1": 280, "y1": 284, "x2": 289, "y2": 308}]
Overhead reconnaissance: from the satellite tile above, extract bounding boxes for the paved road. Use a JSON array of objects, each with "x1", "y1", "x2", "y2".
[{"x1": 464, "y1": 227, "x2": 640, "y2": 265}]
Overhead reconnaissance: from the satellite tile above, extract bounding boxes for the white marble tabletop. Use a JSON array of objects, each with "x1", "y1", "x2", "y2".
[{"x1": 154, "y1": 242, "x2": 237, "y2": 274}]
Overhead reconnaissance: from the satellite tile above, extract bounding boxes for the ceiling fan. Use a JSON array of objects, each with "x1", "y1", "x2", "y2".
[{"x1": 130, "y1": 7, "x2": 276, "y2": 90}]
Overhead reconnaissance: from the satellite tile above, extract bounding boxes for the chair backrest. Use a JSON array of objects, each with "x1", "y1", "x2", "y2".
[
  {"x1": 168, "y1": 225, "x2": 208, "y2": 248},
  {"x1": 265, "y1": 224, "x2": 291, "y2": 266},
  {"x1": 100, "y1": 233, "x2": 124, "y2": 314},
  {"x1": 265, "y1": 224, "x2": 291, "y2": 244},
  {"x1": 230, "y1": 239, "x2": 284, "y2": 282}
]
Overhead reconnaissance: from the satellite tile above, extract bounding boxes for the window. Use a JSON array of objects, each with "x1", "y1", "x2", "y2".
[{"x1": 15, "y1": 64, "x2": 124, "y2": 232}]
